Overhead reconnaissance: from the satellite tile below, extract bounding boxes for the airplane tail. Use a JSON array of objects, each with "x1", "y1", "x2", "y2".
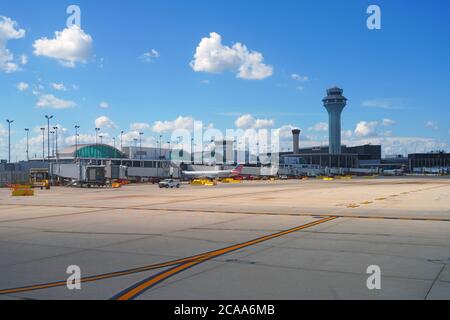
[{"x1": 231, "y1": 164, "x2": 244, "y2": 175}]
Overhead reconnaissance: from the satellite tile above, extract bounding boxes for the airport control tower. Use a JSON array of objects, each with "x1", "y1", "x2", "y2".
[{"x1": 322, "y1": 87, "x2": 347, "y2": 154}]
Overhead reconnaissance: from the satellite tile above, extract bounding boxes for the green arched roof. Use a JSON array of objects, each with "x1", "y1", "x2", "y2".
[{"x1": 75, "y1": 144, "x2": 127, "y2": 159}]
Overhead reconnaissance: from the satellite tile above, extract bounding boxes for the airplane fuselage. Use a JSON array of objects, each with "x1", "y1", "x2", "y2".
[{"x1": 182, "y1": 165, "x2": 244, "y2": 180}]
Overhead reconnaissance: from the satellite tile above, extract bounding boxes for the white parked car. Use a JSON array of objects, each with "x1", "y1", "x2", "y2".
[{"x1": 158, "y1": 179, "x2": 181, "y2": 189}]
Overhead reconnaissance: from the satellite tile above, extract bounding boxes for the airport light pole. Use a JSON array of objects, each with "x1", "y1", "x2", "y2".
[
  {"x1": 53, "y1": 131, "x2": 56, "y2": 157},
  {"x1": 112, "y1": 137, "x2": 117, "y2": 158},
  {"x1": 191, "y1": 138, "x2": 194, "y2": 163},
  {"x1": 201, "y1": 140, "x2": 205, "y2": 165},
  {"x1": 74, "y1": 125, "x2": 80, "y2": 160},
  {"x1": 193, "y1": 142, "x2": 197, "y2": 164},
  {"x1": 139, "y1": 132, "x2": 144, "y2": 160},
  {"x1": 53, "y1": 126, "x2": 59, "y2": 158},
  {"x1": 50, "y1": 131, "x2": 55, "y2": 157},
  {"x1": 120, "y1": 131, "x2": 124, "y2": 151},
  {"x1": 210, "y1": 138, "x2": 215, "y2": 165},
  {"x1": 256, "y1": 142, "x2": 260, "y2": 167},
  {"x1": 167, "y1": 141, "x2": 171, "y2": 161},
  {"x1": 40, "y1": 127, "x2": 45, "y2": 162},
  {"x1": 177, "y1": 136, "x2": 183, "y2": 158},
  {"x1": 6, "y1": 120, "x2": 13, "y2": 163},
  {"x1": 159, "y1": 135, "x2": 162, "y2": 160},
  {"x1": 133, "y1": 138, "x2": 138, "y2": 160},
  {"x1": 238, "y1": 141, "x2": 243, "y2": 164},
  {"x1": 50, "y1": 131, "x2": 55, "y2": 186},
  {"x1": 157, "y1": 135, "x2": 162, "y2": 177},
  {"x1": 232, "y1": 138, "x2": 236, "y2": 165},
  {"x1": 99, "y1": 135, "x2": 103, "y2": 144},
  {"x1": 24, "y1": 128, "x2": 29, "y2": 161},
  {"x1": 76, "y1": 134, "x2": 79, "y2": 157},
  {"x1": 45, "y1": 115, "x2": 53, "y2": 160},
  {"x1": 95, "y1": 128, "x2": 100, "y2": 144}
]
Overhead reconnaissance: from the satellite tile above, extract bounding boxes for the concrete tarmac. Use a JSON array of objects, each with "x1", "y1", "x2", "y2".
[{"x1": 0, "y1": 177, "x2": 449, "y2": 300}]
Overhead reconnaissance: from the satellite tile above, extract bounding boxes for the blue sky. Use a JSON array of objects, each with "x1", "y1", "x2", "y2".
[{"x1": 1, "y1": 0, "x2": 450, "y2": 160}]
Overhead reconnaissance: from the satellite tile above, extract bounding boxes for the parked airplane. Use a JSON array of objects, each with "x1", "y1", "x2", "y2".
[
  {"x1": 182, "y1": 164, "x2": 244, "y2": 179},
  {"x1": 383, "y1": 168, "x2": 404, "y2": 176}
]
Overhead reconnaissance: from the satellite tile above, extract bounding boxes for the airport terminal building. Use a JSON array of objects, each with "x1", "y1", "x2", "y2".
[
  {"x1": 1, "y1": 87, "x2": 449, "y2": 184},
  {"x1": 409, "y1": 152, "x2": 450, "y2": 173}
]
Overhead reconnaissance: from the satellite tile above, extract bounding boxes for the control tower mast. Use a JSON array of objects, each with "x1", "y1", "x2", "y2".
[{"x1": 322, "y1": 87, "x2": 347, "y2": 155}]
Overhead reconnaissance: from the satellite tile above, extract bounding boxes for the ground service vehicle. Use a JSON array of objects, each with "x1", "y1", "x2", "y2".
[
  {"x1": 159, "y1": 179, "x2": 181, "y2": 188},
  {"x1": 29, "y1": 168, "x2": 50, "y2": 190}
]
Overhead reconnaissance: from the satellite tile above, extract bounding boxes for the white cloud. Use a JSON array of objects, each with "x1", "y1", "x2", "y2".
[
  {"x1": 65, "y1": 133, "x2": 96, "y2": 145},
  {"x1": 291, "y1": 74, "x2": 309, "y2": 82},
  {"x1": 0, "y1": 16, "x2": 26, "y2": 73},
  {"x1": 95, "y1": 116, "x2": 117, "y2": 129},
  {"x1": 51, "y1": 82, "x2": 67, "y2": 91},
  {"x1": 268, "y1": 124, "x2": 312, "y2": 152},
  {"x1": 342, "y1": 130, "x2": 353, "y2": 139},
  {"x1": 152, "y1": 116, "x2": 195, "y2": 133},
  {"x1": 17, "y1": 82, "x2": 29, "y2": 91},
  {"x1": 31, "y1": 83, "x2": 44, "y2": 96},
  {"x1": 36, "y1": 94, "x2": 76, "y2": 109},
  {"x1": 425, "y1": 121, "x2": 438, "y2": 130},
  {"x1": 190, "y1": 32, "x2": 273, "y2": 80},
  {"x1": 273, "y1": 124, "x2": 298, "y2": 140},
  {"x1": 130, "y1": 122, "x2": 151, "y2": 131},
  {"x1": 344, "y1": 136, "x2": 448, "y2": 156},
  {"x1": 149, "y1": 116, "x2": 449, "y2": 158},
  {"x1": 0, "y1": 124, "x2": 6, "y2": 137},
  {"x1": 142, "y1": 49, "x2": 159, "y2": 62},
  {"x1": 0, "y1": 124, "x2": 8, "y2": 159},
  {"x1": 354, "y1": 121, "x2": 379, "y2": 138},
  {"x1": 0, "y1": 52, "x2": 19, "y2": 73},
  {"x1": 3, "y1": 124, "x2": 71, "y2": 161},
  {"x1": 0, "y1": 16, "x2": 25, "y2": 40},
  {"x1": 99, "y1": 101, "x2": 109, "y2": 109},
  {"x1": 254, "y1": 119, "x2": 274, "y2": 129},
  {"x1": 235, "y1": 114, "x2": 254, "y2": 129},
  {"x1": 19, "y1": 54, "x2": 27, "y2": 65},
  {"x1": 65, "y1": 132, "x2": 114, "y2": 146},
  {"x1": 121, "y1": 131, "x2": 140, "y2": 143},
  {"x1": 341, "y1": 120, "x2": 449, "y2": 156},
  {"x1": 382, "y1": 118, "x2": 395, "y2": 127},
  {"x1": 121, "y1": 130, "x2": 156, "y2": 147},
  {"x1": 263, "y1": 121, "x2": 448, "y2": 157},
  {"x1": 309, "y1": 122, "x2": 328, "y2": 132},
  {"x1": 362, "y1": 99, "x2": 403, "y2": 110},
  {"x1": 235, "y1": 114, "x2": 274, "y2": 130},
  {"x1": 33, "y1": 25, "x2": 93, "y2": 67}
]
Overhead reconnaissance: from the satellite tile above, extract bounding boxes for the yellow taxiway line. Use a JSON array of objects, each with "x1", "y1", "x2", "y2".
[
  {"x1": 113, "y1": 217, "x2": 337, "y2": 300},
  {"x1": 0, "y1": 217, "x2": 336, "y2": 297},
  {"x1": 1, "y1": 203, "x2": 450, "y2": 223}
]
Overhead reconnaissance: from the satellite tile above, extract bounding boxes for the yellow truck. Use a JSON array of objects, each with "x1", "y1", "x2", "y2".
[
  {"x1": 190, "y1": 179, "x2": 217, "y2": 186},
  {"x1": 29, "y1": 168, "x2": 50, "y2": 190}
]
